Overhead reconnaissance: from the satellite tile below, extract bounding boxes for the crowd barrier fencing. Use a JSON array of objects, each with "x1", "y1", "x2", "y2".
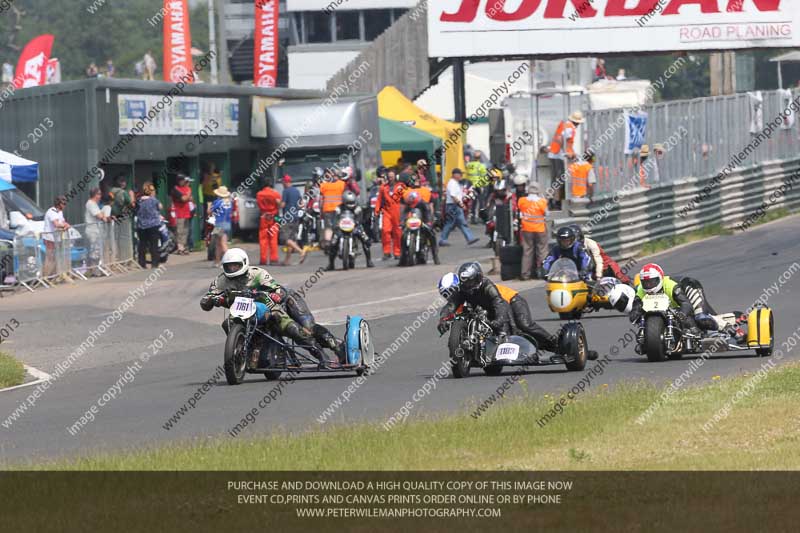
[
  {"x1": 585, "y1": 89, "x2": 800, "y2": 196},
  {"x1": 1, "y1": 219, "x2": 140, "y2": 293}
]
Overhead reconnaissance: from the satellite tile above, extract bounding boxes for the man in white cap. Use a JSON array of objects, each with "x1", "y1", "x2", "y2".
[{"x1": 548, "y1": 110, "x2": 585, "y2": 210}]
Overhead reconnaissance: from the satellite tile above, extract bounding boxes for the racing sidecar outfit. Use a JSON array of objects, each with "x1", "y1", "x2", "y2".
[{"x1": 200, "y1": 267, "x2": 325, "y2": 360}]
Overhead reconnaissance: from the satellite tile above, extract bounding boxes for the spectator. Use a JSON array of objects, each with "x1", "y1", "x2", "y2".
[
  {"x1": 280, "y1": 175, "x2": 306, "y2": 265},
  {"x1": 466, "y1": 149, "x2": 489, "y2": 223},
  {"x1": 547, "y1": 110, "x2": 584, "y2": 210},
  {"x1": 209, "y1": 186, "x2": 233, "y2": 268},
  {"x1": 110, "y1": 174, "x2": 135, "y2": 218},
  {"x1": 517, "y1": 179, "x2": 549, "y2": 280},
  {"x1": 42, "y1": 196, "x2": 70, "y2": 278},
  {"x1": 201, "y1": 163, "x2": 222, "y2": 237},
  {"x1": 136, "y1": 182, "x2": 163, "y2": 269},
  {"x1": 172, "y1": 174, "x2": 194, "y2": 254},
  {"x1": 2, "y1": 62, "x2": 13, "y2": 85},
  {"x1": 201, "y1": 163, "x2": 222, "y2": 209},
  {"x1": 616, "y1": 68, "x2": 627, "y2": 81},
  {"x1": 84, "y1": 187, "x2": 109, "y2": 276},
  {"x1": 86, "y1": 63, "x2": 99, "y2": 78},
  {"x1": 568, "y1": 151, "x2": 597, "y2": 201},
  {"x1": 594, "y1": 58, "x2": 608, "y2": 81},
  {"x1": 0, "y1": 192, "x2": 8, "y2": 231},
  {"x1": 105, "y1": 59, "x2": 115, "y2": 78},
  {"x1": 439, "y1": 169, "x2": 479, "y2": 248},
  {"x1": 143, "y1": 50, "x2": 157, "y2": 80},
  {"x1": 135, "y1": 60, "x2": 145, "y2": 79},
  {"x1": 343, "y1": 167, "x2": 360, "y2": 196},
  {"x1": 638, "y1": 145, "x2": 655, "y2": 188}
]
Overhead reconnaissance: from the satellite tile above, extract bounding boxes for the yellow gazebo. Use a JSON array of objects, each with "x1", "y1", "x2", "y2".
[{"x1": 378, "y1": 86, "x2": 466, "y2": 181}]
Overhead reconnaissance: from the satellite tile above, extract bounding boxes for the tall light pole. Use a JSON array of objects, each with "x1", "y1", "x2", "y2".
[{"x1": 208, "y1": 0, "x2": 219, "y2": 83}]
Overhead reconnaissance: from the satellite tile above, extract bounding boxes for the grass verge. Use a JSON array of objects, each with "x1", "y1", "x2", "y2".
[
  {"x1": 0, "y1": 351, "x2": 26, "y2": 389},
  {"x1": 641, "y1": 208, "x2": 796, "y2": 256},
  {"x1": 33, "y1": 362, "x2": 800, "y2": 471}
]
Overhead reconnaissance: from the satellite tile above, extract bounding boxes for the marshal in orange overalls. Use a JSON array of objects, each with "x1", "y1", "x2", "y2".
[
  {"x1": 256, "y1": 185, "x2": 282, "y2": 264},
  {"x1": 375, "y1": 182, "x2": 405, "y2": 257}
]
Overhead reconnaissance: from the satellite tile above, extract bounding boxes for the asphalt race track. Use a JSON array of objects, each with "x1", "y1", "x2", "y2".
[{"x1": 1, "y1": 217, "x2": 798, "y2": 464}]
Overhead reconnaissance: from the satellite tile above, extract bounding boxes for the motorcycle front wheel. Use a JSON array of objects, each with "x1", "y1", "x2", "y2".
[
  {"x1": 224, "y1": 323, "x2": 248, "y2": 385},
  {"x1": 448, "y1": 321, "x2": 471, "y2": 378},
  {"x1": 644, "y1": 315, "x2": 668, "y2": 362}
]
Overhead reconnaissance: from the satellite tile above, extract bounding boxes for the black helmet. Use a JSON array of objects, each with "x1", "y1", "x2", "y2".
[
  {"x1": 567, "y1": 223, "x2": 584, "y2": 243},
  {"x1": 312, "y1": 167, "x2": 324, "y2": 179},
  {"x1": 457, "y1": 261, "x2": 483, "y2": 293},
  {"x1": 342, "y1": 190, "x2": 357, "y2": 208},
  {"x1": 557, "y1": 226, "x2": 577, "y2": 251},
  {"x1": 376, "y1": 166, "x2": 387, "y2": 178}
]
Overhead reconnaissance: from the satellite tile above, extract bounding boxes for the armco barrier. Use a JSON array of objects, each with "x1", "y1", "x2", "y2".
[{"x1": 569, "y1": 157, "x2": 800, "y2": 258}]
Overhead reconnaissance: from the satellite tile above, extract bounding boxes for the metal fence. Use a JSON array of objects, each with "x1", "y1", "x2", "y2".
[
  {"x1": 326, "y1": 2, "x2": 430, "y2": 98},
  {"x1": 1, "y1": 219, "x2": 139, "y2": 293},
  {"x1": 585, "y1": 89, "x2": 800, "y2": 195}
]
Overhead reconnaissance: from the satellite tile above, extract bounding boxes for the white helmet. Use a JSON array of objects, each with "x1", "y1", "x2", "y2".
[
  {"x1": 221, "y1": 248, "x2": 250, "y2": 278},
  {"x1": 438, "y1": 272, "x2": 459, "y2": 298},
  {"x1": 609, "y1": 284, "x2": 636, "y2": 314},
  {"x1": 512, "y1": 174, "x2": 528, "y2": 186}
]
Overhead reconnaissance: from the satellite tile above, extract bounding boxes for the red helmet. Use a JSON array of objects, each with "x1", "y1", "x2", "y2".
[
  {"x1": 639, "y1": 263, "x2": 665, "y2": 294},
  {"x1": 406, "y1": 191, "x2": 420, "y2": 207}
]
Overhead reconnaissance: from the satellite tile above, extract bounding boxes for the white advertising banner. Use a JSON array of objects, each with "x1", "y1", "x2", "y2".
[
  {"x1": 428, "y1": 0, "x2": 800, "y2": 58},
  {"x1": 117, "y1": 94, "x2": 239, "y2": 136}
]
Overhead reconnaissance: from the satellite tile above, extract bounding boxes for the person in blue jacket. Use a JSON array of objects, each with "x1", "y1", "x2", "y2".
[{"x1": 543, "y1": 226, "x2": 593, "y2": 281}]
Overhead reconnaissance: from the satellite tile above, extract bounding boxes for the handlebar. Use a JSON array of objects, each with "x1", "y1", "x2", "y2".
[{"x1": 224, "y1": 289, "x2": 271, "y2": 301}]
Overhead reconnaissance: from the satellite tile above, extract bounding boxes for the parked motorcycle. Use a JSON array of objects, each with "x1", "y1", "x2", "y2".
[
  {"x1": 296, "y1": 208, "x2": 319, "y2": 247},
  {"x1": 399, "y1": 207, "x2": 430, "y2": 266},
  {"x1": 441, "y1": 304, "x2": 588, "y2": 378},
  {"x1": 334, "y1": 210, "x2": 360, "y2": 270}
]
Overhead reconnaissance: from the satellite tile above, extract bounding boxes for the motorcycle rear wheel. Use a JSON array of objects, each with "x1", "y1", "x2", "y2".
[{"x1": 224, "y1": 323, "x2": 248, "y2": 385}]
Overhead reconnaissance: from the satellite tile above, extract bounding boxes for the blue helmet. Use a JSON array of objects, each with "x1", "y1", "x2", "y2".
[{"x1": 438, "y1": 272, "x2": 459, "y2": 298}]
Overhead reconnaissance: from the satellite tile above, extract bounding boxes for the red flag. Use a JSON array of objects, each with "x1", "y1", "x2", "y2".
[
  {"x1": 254, "y1": 0, "x2": 279, "y2": 88},
  {"x1": 163, "y1": 0, "x2": 194, "y2": 83},
  {"x1": 14, "y1": 34, "x2": 54, "y2": 89}
]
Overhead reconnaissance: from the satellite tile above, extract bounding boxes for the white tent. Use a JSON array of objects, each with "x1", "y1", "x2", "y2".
[
  {"x1": 414, "y1": 70, "x2": 512, "y2": 153},
  {"x1": 0, "y1": 149, "x2": 39, "y2": 184},
  {"x1": 770, "y1": 51, "x2": 800, "y2": 89}
]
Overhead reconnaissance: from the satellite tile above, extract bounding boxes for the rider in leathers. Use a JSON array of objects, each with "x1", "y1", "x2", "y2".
[
  {"x1": 543, "y1": 226, "x2": 593, "y2": 281},
  {"x1": 629, "y1": 263, "x2": 700, "y2": 335},
  {"x1": 438, "y1": 262, "x2": 512, "y2": 336},
  {"x1": 201, "y1": 248, "x2": 341, "y2": 366},
  {"x1": 327, "y1": 190, "x2": 374, "y2": 270}
]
